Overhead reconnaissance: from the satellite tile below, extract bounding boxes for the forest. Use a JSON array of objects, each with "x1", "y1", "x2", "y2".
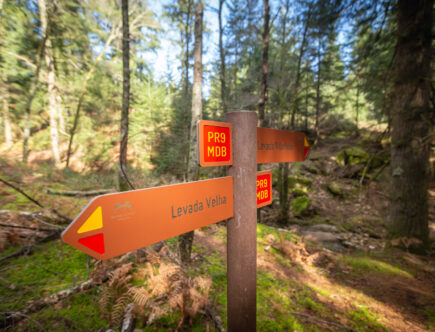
[{"x1": 0, "y1": 0, "x2": 434, "y2": 330}]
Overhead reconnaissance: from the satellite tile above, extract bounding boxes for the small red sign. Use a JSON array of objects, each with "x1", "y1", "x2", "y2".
[
  {"x1": 198, "y1": 120, "x2": 232, "y2": 167},
  {"x1": 257, "y1": 171, "x2": 272, "y2": 208}
]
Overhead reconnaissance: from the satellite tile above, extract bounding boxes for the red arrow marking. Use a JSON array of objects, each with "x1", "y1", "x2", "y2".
[{"x1": 78, "y1": 233, "x2": 105, "y2": 254}]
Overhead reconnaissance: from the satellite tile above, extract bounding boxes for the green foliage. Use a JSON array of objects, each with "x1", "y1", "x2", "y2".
[
  {"x1": 291, "y1": 196, "x2": 311, "y2": 216},
  {"x1": 336, "y1": 147, "x2": 370, "y2": 166}
]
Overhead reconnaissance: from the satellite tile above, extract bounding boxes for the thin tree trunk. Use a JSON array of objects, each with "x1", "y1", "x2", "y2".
[
  {"x1": 179, "y1": 0, "x2": 203, "y2": 264},
  {"x1": 2, "y1": 87, "x2": 12, "y2": 147},
  {"x1": 290, "y1": 7, "x2": 312, "y2": 129},
  {"x1": 258, "y1": 0, "x2": 270, "y2": 127},
  {"x1": 39, "y1": 0, "x2": 61, "y2": 166},
  {"x1": 218, "y1": 0, "x2": 226, "y2": 113},
  {"x1": 22, "y1": 36, "x2": 46, "y2": 163},
  {"x1": 183, "y1": 0, "x2": 192, "y2": 180},
  {"x1": 314, "y1": 38, "x2": 321, "y2": 145},
  {"x1": 355, "y1": 71, "x2": 359, "y2": 132},
  {"x1": 118, "y1": 0, "x2": 130, "y2": 191},
  {"x1": 65, "y1": 25, "x2": 119, "y2": 168},
  {"x1": 277, "y1": 0, "x2": 290, "y2": 224},
  {"x1": 388, "y1": 0, "x2": 432, "y2": 252}
]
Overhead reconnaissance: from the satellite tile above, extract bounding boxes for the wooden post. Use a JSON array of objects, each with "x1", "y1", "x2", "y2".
[{"x1": 226, "y1": 111, "x2": 257, "y2": 331}]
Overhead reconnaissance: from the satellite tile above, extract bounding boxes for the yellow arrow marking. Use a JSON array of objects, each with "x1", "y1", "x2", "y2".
[{"x1": 77, "y1": 206, "x2": 103, "y2": 234}]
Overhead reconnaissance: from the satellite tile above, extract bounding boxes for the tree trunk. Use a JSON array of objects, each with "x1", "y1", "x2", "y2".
[
  {"x1": 183, "y1": 0, "x2": 192, "y2": 180},
  {"x1": 65, "y1": 23, "x2": 119, "y2": 168},
  {"x1": 290, "y1": 7, "x2": 312, "y2": 129},
  {"x1": 22, "y1": 35, "x2": 46, "y2": 163},
  {"x1": 39, "y1": 0, "x2": 61, "y2": 166},
  {"x1": 355, "y1": 71, "x2": 360, "y2": 132},
  {"x1": 218, "y1": 0, "x2": 226, "y2": 113},
  {"x1": 179, "y1": 0, "x2": 203, "y2": 264},
  {"x1": 314, "y1": 38, "x2": 321, "y2": 145},
  {"x1": 2, "y1": 87, "x2": 12, "y2": 147},
  {"x1": 388, "y1": 0, "x2": 432, "y2": 252},
  {"x1": 258, "y1": 0, "x2": 270, "y2": 127},
  {"x1": 118, "y1": 0, "x2": 130, "y2": 192}
]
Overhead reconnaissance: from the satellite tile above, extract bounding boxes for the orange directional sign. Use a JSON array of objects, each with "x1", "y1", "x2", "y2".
[
  {"x1": 62, "y1": 177, "x2": 234, "y2": 260},
  {"x1": 257, "y1": 127, "x2": 310, "y2": 164},
  {"x1": 257, "y1": 171, "x2": 272, "y2": 208},
  {"x1": 198, "y1": 120, "x2": 232, "y2": 167}
]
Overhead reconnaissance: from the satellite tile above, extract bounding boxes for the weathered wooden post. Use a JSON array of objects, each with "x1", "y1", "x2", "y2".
[{"x1": 226, "y1": 111, "x2": 257, "y2": 331}]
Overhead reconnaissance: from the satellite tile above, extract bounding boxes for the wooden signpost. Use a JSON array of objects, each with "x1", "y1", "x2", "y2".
[{"x1": 62, "y1": 112, "x2": 310, "y2": 331}]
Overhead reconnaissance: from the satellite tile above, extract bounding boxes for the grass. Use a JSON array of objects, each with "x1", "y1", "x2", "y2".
[
  {"x1": 0, "y1": 241, "x2": 89, "y2": 313},
  {"x1": 340, "y1": 255, "x2": 414, "y2": 278},
  {"x1": 347, "y1": 305, "x2": 387, "y2": 331}
]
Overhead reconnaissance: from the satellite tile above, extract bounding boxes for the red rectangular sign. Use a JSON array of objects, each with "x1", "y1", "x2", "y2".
[
  {"x1": 198, "y1": 120, "x2": 232, "y2": 167},
  {"x1": 257, "y1": 171, "x2": 272, "y2": 208}
]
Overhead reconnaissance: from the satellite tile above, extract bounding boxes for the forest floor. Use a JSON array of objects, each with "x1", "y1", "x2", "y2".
[{"x1": 0, "y1": 128, "x2": 434, "y2": 331}]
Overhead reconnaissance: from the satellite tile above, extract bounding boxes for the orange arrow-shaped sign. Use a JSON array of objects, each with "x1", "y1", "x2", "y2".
[
  {"x1": 62, "y1": 177, "x2": 234, "y2": 260},
  {"x1": 257, "y1": 128, "x2": 310, "y2": 164}
]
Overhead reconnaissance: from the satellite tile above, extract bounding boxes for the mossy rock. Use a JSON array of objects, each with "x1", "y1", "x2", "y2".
[
  {"x1": 291, "y1": 188, "x2": 307, "y2": 197},
  {"x1": 302, "y1": 163, "x2": 318, "y2": 174},
  {"x1": 336, "y1": 147, "x2": 369, "y2": 166},
  {"x1": 327, "y1": 181, "x2": 343, "y2": 196},
  {"x1": 291, "y1": 196, "x2": 311, "y2": 216}
]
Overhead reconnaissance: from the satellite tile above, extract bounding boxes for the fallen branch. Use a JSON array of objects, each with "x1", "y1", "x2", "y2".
[
  {"x1": 44, "y1": 188, "x2": 113, "y2": 197},
  {"x1": 121, "y1": 303, "x2": 135, "y2": 332},
  {"x1": 205, "y1": 306, "x2": 225, "y2": 332},
  {"x1": 0, "y1": 178, "x2": 72, "y2": 223},
  {"x1": 0, "y1": 223, "x2": 59, "y2": 232},
  {"x1": 0, "y1": 210, "x2": 65, "y2": 230},
  {"x1": 0, "y1": 231, "x2": 60, "y2": 263},
  {"x1": 0, "y1": 278, "x2": 94, "y2": 329},
  {"x1": 290, "y1": 311, "x2": 353, "y2": 331}
]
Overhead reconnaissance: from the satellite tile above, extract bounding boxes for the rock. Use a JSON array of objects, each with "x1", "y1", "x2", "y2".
[
  {"x1": 291, "y1": 188, "x2": 307, "y2": 197},
  {"x1": 302, "y1": 163, "x2": 318, "y2": 174},
  {"x1": 308, "y1": 224, "x2": 339, "y2": 233},
  {"x1": 290, "y1": 196, "x2": 311, "y2": 216},
  {"x1": 302, "y1": 231, "x2": 341, "y2": 242},
  {"x1": 336, "y1": 147, "x2": 369, "y2": 166},
  {"x1": 327, "y1": 182, "x2": 343, "y2": 196}
]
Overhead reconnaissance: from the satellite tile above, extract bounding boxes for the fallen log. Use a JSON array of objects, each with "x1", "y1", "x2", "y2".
[
  {"x1": 44, "y1": 188, "x2": 113, "y2": 197},
  {"x1": 0, "y1": 178, "x2": 72, "y2": 223}
]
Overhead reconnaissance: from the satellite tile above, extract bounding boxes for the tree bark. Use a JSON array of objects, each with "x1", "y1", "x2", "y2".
[
  {"x1": 314, "y1": 38, "x2": 321, "y2": 145},
  {"x1": 290, "y1": 6, "x2": 312, "y2": 129},
  {"x1": 22, "y1": 34, "x2": 46, "y2": 163},
  {"x1": 2, "y1": 86, "x2": 12, "y2": 147},
  {"x1": 118, "y1": 0, "x2": 130, "y2": 192},
  {"x1": 39, "y1": 0, "x2": 61, "y2": 166},
  {"x1": 388, "y1": 0, "x2": 432, "y2": 252},
  {"x1": 179, "y1": 0, "x2": 203, "y2": 264},
  {"x1": 218, "y1": 0, "x2": 226, "y2": 113},
  {"x1": 258, "y1": 0, "x2": 270, "y2": 127}
]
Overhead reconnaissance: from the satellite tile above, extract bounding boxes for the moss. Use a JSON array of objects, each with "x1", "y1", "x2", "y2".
[
  {"x1": 0, "y1": 240, "x2": 89, "y2": 313},
  {"x1": 340, "y1": 255, "x2": 414, "y2": 278},
  {"x1": 327, "y1": 181, "x2": 343, "y2": 197},
  {"x1": 348, "y1": 306, "x2": 387, "y2": 331},
  {"x1": 291, "y1": 188, "x2": 307, "y2": 197},
  {"x1": 291, "y1": 196, "x2": 311, "y2": 217},
  {"x1": 336, "y1": 147, "x2": 370, "y2": 166}
]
